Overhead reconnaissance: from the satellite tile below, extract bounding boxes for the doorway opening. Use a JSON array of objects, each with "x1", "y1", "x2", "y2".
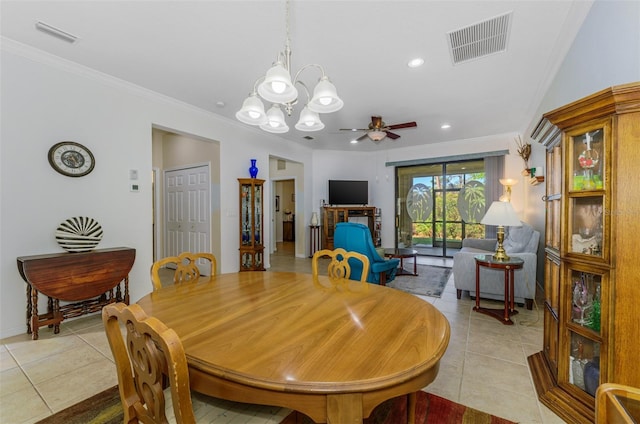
[
  {"x1": 151, "y1": 128, "x2": 221, "y2": 268},
  {"x1": 273, "y1": 179, "x2": 295, "y2": 257}
]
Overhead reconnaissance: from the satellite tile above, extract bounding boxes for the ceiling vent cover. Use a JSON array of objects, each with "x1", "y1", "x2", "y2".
[{"x1": 447, "y1": 12, "x2": 512, "y2": 65}]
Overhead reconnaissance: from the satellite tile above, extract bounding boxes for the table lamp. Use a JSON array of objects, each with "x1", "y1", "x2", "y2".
[{"x1": 481, "y1": 201, "x2": 522, "y2": 261}]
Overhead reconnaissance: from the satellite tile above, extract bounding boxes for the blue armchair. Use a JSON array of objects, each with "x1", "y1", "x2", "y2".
[{"x1": 333, "y1": 222, "x2": 400, "y2": 285}]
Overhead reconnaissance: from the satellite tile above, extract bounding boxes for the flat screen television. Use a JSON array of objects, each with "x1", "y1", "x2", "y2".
[{"x1": 328, "y1": 180, "x2": 368, "y2": 205}]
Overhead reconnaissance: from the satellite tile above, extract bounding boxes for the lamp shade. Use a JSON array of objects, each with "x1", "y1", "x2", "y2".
[
  {"x1": 308, "y1": 77, "x2": 344, "y2": 113},
  {"x1": 258, "y1": 62, "x2": 298, "y2": 104},
  {"x1": 480, "y1": 201, "x2": 522, "y2": 227},
  {"x1": 294, "y1": 106, "x2": 324, "y2": 131},
  {"x1": 499, "y1": 178, "x2": 519, "y2": 187},
  {"x1": 259, "y1": 104, "x2": 289, "y2": 133},
  {"x1": 235, "y1": 93, "x2": 267, "y2": 125}
]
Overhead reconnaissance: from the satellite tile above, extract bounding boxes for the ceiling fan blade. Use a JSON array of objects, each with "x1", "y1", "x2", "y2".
[
  {"x1": 357, "y1": 133, "x2": 369, "y2": 141},
  {"x1": 387, "y1": 121, "x2": 417, "y2": 130},
  {"x1": 339, "y1": 128, "x2": 368, "y2": 131},
  {"x1": 385, "y1": 131, "x2": 401, "y2": 140}
]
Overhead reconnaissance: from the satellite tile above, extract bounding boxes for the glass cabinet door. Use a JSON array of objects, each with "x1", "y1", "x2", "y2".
[
  {"x1": 569, "y1": 332, "x2": 601, "y2": 397},
  {"x1": 566, "y1": 123, "x2": 609, "y2": 261},
  {"x1": 569, "y1": 270, "x2": 602, "y2": 334},
  {"x1": 564, "y1": 266, "x2": 606, "y2": 398},
  {"x1": 241, "y1": 184, "x2": 252, "y2": 245},
  {"x1": 254, "y1": 183, "x2": 262, "y2": 245},
  {"x1": 569, "y1": 127, "x2": 605, "y2": 192}
]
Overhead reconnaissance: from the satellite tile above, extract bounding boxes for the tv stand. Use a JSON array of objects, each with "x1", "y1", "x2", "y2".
[{"x1": 321, "y1": 206, "x2": 380, "y2": 250}]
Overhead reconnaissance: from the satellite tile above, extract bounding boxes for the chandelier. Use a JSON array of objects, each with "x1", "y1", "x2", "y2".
[{"x1": 235, "y1": 0, "x2": 343, "y2": 133}]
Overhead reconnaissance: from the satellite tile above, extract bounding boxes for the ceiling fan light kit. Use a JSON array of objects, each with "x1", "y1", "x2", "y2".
[
  {"x1": 236, "y1": 0, "x2": 343, "y2": 134},
  {"x1": 368, "y1": 131, "x2": 387, "y2": 142},
  {"x1": 341, "y1": 115, "x2": 417, "y2": 144}
]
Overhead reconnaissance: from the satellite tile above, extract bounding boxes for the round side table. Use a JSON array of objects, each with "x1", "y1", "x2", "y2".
[{"x1": 473, "y1": 254, "x2": 524, "y2": 325}]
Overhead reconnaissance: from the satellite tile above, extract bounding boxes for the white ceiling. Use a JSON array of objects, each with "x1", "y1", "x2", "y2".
[{"x1": 1, "y1": 1, "x2": 593, "y2": 151}]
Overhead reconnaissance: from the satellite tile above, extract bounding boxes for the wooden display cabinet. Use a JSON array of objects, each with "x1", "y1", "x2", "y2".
[
  {"x1": 528, "y1": 82, "x2": 640, "y2": 423},
  {"x1": 238, "y1": 178, "x2": 265, "y2": 271},
  {"x1": 322, "y1": 206, "x2": 378, "y2": 250}
]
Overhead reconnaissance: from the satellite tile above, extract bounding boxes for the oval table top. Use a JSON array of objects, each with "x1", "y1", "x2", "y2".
[{"x1": 137, "y1": 271, "x2": 450, "y2": 422}]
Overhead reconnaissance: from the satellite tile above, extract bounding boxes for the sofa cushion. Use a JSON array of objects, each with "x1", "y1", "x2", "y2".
[{"x1": 502, "y1": 221, "x2": 535, "y2": 253}]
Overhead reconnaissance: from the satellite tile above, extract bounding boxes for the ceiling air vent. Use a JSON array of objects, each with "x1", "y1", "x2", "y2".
[
  {"x1": 35, "y1": 21, "x2": 79, "y2": 44},
  {"x1": 447, "y1": 12, "x2": 512, "y2": 65}
]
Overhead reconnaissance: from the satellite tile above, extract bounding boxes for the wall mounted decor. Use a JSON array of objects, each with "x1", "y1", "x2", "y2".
[
  {"x1": 55, "y1": 216, "x2": 103, "y2": 252},
  {"x1": 48, "y1": 141, "x2": 95, "y2": 177}
]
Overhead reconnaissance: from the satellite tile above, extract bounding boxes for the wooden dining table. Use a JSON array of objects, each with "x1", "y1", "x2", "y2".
[{"x1": 137, "y1": 271, "x2": 450, "y2": 423}]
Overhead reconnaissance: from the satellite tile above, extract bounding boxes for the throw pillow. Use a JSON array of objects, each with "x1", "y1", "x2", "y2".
[{"x1": 502, "y1": 222, "x2": 534, "y2": 253}]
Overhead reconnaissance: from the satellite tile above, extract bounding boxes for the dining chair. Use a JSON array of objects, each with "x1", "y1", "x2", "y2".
[
  {"x1": 102, "y1": 302, "x2": 197, "y2": 423},
  {"x1": 151, "y1": 252, "x2": 217, "y2": 291},
  {"x1": 312, "y1": 248, "x2": 370, "y2": 283},
  {"x1": 103, "y1": 302, "x2": 290, "y2": 424}
]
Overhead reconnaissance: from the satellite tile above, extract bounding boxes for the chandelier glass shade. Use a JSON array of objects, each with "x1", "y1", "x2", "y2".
[
  {"x1": 235, "y1": 0, "x2": 342, "y2": 134},
  {"x1": 260, "y1": 104, "x2": 289, "y2": 133}
]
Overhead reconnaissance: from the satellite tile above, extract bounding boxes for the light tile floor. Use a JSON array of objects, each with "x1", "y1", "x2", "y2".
[{"x1": 0, "y1": 243, "x2": 565, "y2": 423}]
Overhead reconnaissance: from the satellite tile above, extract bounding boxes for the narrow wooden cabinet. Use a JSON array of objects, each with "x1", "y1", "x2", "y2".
[
  {"x1": 238, "y1": 178, "x2": 265, "y2": 271},
  {"x1": 528, "y1": 82, "x2": 640, "y2": 423},
  {"x1": 322, "y1": 206, "x2": 378, "y2": 250}
]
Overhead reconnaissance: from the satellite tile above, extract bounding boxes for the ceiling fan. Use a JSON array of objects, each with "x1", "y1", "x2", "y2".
[{"x1": 340, "y1": 116, "x2": 417, "y2": 143}]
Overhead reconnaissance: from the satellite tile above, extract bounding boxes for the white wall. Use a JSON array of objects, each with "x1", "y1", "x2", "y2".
[
  {"x1": 522, "y1": 0, "x2": 640, "y2": 278},
  {"x1": 0, "y1": 41, "x2": 313, "y2": 338}
]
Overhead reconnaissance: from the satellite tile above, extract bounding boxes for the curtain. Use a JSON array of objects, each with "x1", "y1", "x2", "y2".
[{"x1": 483, "y1": 155, "x2": 505, "y2": 238}]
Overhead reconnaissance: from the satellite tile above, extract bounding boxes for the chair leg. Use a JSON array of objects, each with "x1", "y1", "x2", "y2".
[
  {"x1": 526, "y1": 298, "x2": 533, "y2": 310},
  {"x1": 379, "y1": 272, "x2": 386, "y2": 286},
  {"x1": 456, "y1": 289, "x2": 462, "y2": 299}
]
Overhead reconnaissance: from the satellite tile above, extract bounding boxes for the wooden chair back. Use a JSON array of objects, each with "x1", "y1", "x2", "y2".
[
  {"x1": 102, "y1": 302, "x2": 195, "y2": 424},
  {"x1": 596, "y1": 382, "x2": 640, "y2": 423},
  {"x1": 151, "y1": 252, "x2": 217, "y2": 291},
  {"x1": 312, "y1": 248, "x2": 370, "y2": 283}
]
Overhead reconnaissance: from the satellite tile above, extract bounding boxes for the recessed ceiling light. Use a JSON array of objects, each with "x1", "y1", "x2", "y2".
[
  {"x1": 407, "y1": 58, "x2": 424, "y2": 68},
  {"x1": 216, "y1": 101, "x2": 225, "y2": 108},
  {"x1": 441, "y1": 123, "x2": 451, "y2": 129},
  {"x1": 350, "y1": 139, "x2": 359, "y2": 144}
]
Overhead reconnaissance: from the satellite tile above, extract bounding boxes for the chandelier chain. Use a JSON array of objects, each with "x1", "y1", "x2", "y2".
[{"x1": 285, "y1": 0, "x2": 291, "y2": 50}]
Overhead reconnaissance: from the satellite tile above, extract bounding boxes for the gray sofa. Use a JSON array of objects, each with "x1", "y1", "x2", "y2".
[{"x1": 452, "y1": 222, "x2": 539, "y2": 309}]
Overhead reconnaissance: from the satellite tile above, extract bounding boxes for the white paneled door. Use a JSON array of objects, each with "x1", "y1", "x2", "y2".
[{"x1": 164, "y1": 164, "x2": 211, "y2": 274}]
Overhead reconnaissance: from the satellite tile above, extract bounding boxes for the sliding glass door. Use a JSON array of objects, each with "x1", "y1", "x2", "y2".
[{"x1": 396, "y1": 159, "x2": 485, "y2": 257}]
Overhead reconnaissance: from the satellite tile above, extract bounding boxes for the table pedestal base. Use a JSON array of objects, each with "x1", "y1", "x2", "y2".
[{"x1": 473, "y1": 306, "x2": 518, "y2": 325}]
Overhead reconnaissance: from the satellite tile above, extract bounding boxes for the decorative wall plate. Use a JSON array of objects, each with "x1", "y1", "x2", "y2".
[{"x1": 55, "y1": 216, "x2": 103, "y2": 252}]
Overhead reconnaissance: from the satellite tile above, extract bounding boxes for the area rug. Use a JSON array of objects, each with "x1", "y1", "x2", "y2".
[
  {"x1": 387, "y1": 264, "x2": 452, "y2": 298},
  {"x1": 37, "y1": 386, "x2": 515, "y2": 424}
]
